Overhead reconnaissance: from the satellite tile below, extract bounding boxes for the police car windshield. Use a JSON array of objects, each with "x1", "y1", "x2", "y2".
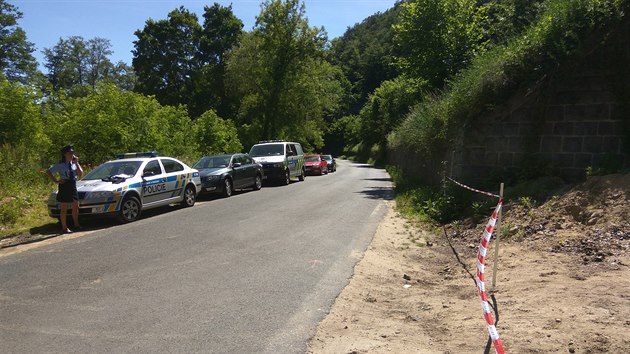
[
  {"x1": 82, "y1": 161, "x2": 142, "y2": 180},
  {"x1": 250, "y1": 144, "x2": 284, "y2": 157},
  {"x1": 193, "y1": 156, "x2": 231, "y2": 169},
  {"x1": 305, "y1": 156, "x2": 320, "y2": 162}
]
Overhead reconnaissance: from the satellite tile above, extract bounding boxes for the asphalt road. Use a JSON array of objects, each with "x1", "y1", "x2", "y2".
[{"x1": 0, "y1": 160, "x2": 393, "y2": 354}]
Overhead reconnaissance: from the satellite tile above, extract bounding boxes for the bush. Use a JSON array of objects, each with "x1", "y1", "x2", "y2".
[
  {"x1": 390, "y1": 0, "x2": 629, "y2": 164},
  {"x1": 193, "y1": 110, "x2": 243, "y2": 155},
  {"x1": 388, "y1": 165, "x2": 470, "y2": 223},
  {"x1": 45, "y1": 84, "x2": 196, "y2": 164}
]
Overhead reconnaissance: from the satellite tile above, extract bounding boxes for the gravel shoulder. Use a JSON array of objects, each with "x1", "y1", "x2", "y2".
[{"x1": 308, "y1": 174, "x2": 630, "y2": 353}]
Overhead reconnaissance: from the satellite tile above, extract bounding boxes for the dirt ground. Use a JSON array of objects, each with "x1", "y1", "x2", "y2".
[{"x1": 308, "y1": 174, "x2": 630, "y2": 353}]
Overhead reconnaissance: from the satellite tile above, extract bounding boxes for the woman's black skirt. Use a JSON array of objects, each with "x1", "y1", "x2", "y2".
[{"x1": 57, "y1": 180, "x2": 78, "y2": 203}]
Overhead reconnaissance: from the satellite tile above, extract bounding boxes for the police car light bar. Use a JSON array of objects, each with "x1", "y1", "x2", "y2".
[
  {"x1": 258, "y1": 139, "x2": 284, "y2": 143},
  {"x1": 115, "y1": 151, "x2": 159, "y2": 159}
]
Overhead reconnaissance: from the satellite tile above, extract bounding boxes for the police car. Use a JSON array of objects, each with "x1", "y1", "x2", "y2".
[
  {"x1": 249, "y1": 140, "x2": 305, "y2": 185},
  {"x1": 47, "y1": 152, "x2": 201, "y2": 223}
]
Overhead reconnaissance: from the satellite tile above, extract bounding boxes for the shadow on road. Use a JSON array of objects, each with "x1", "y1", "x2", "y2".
[
  {"x1": 362, "y1": 177, "x2": 392, "y2": 182},
  {"x1": 2, "y1": 203, "x2": 193, "y2": 250},
  {"x1": 356, "y1": 186, "x2": 394, "y2": 201}
]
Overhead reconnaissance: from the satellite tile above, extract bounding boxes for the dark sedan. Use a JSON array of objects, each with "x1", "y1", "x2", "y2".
[
  {"x1": 321, "y1": 154, "x2": 336, "y2": 172},
  {"x1": 193, "y1": 154, "x2": 263, "y2": 197}
]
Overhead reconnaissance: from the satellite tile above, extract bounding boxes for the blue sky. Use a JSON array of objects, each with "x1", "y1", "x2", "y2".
[{"x1": 13, "y1": 0, "x2": 397, "y2": 69}]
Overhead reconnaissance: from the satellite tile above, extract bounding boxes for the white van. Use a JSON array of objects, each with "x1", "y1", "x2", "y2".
[{"x1": 249, "y1": 141, "x2": 305, "y2": 185}]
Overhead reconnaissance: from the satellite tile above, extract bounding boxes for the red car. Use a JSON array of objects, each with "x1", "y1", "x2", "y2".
[{"x1": 303, "y1": 154, "x2": 328, "y2": 175}]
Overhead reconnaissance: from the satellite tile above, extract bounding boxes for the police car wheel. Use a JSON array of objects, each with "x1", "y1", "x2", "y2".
[
  {"x1": 254, "y1": 175, "x2": 262, "y2": 190},
  {"x1": 118, "y1": 195, "x2": 141, "y2": 223},
  {"x1": 181, "y1": 185, "x2": 196, "y2": 207},
  {"x1": 298, "y1": 170, "x2": 305, "y2": 181},
  {"x1": 223, "y1": 178, "x2": 233, "y2": 198}
]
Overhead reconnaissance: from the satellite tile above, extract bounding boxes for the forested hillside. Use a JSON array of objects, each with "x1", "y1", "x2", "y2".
[{"x1": 1, "y1": 0, "x2": 629, "y2": 233}]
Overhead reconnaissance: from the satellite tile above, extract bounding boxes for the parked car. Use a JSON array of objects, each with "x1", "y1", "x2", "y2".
[
  {"x1": 47, "y1": 152, "x2": 201, "y2": 223},
  {"x1": 321, "y1": 154, "x2": 336, "y2": 172},
  {"x1": 303, "y1": 154, "x2": 328, "y2": 175},
  {"x1": 193, "y1": 153, "x2": 263, "y2": 197},
  {"x1": 249, "y1": 140, "x2": 305, "y2": 185}
]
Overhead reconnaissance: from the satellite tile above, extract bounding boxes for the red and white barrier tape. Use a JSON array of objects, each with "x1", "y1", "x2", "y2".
[
  {"x1": 476, "y1": 200, "x2": 505, "y2": 354},
  {"x1": 447, "y1": 177, "x2": 500, "y2": 199}
]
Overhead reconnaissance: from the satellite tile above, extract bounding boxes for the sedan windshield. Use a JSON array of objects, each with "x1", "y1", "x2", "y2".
[
  {"x1": 194, "y1": 156, "x2": 231, "y2": 169},
  {"x1": 305, "y1": 156, "x2": 320, "y2": 162},
  {"x1": 250, "y1": 144, "x2": 284, "y2": 157},
  {"x1": 322, "y1": 155, "x2": 332, "y2": 162},
  {"x1": 82, "y1": 161, "x2": 142, "y2": 180}
]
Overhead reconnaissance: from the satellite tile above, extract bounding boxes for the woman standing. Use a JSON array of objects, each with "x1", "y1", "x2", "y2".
[{"x1": 46, "y1": 145, "x2": 83, "y2": 233}]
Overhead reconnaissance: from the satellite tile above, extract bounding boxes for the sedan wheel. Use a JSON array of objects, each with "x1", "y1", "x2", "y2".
[
  {"x1": 254, "y1": 175, "x2": 262, "y2": 190},
  {"x1": 223, "y1": 178, "x2": 233, "y2": 198}
]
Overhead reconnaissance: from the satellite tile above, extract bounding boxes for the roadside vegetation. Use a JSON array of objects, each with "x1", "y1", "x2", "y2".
[{"x1": 1, "y1": 0, "x2": 629, "y2": 236}]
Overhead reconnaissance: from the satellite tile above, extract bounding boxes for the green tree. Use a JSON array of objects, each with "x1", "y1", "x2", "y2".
[
  {"x1": 226, "y1": 0, "x2": 343, "y2": 149},
  {"x1": 0, "y1": 0, "x2": 37, "y2": 83},
  {"x1": 43, "y1": 36, "x2": 133, "y2": 95},
  {"x1": 358, "y1": 76, "x2": 423, "y2": 154},
  {"x1": 46, "y1": 84, "x2": 195, "y2": 164},
  {"x1": 394, "y1": 0, "x2": 488, "y2": 88},
  {"x1": 329, "y1": 4, "x2": 402, "y2": 115},
  {"x1": 193, "y1": 110, "x2": 242, "y2": 155},
  {"x1": 193, "y1": 3, "x2": 243, "y2": 118},
  {"x1": 480, "y1": 0, "x2": 545, "y2": 43},
  {"x1": 0, "y1": 76, "x2": 46, "y2": 147},
  {"x1": 133, "y1": 7, "x2": 201, "y2": 109},
  {"x1": 132, "y1": 4, "x2": 242, "y2": 117}
]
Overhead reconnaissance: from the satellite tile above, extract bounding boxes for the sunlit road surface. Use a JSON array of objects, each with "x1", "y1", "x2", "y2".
[{"x1": 0, "y1": 160, "x2": 392, "y2": 353}]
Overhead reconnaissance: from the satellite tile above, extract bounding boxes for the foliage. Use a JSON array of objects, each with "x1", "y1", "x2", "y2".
[
  {"x1": 388, "y1": 165, "x2": 468, "y2": 223},
  {"x1": 193, "y1": 110, "x2": 243, "y2": 155},
  {"x1": 357, "y1": 75, "x2": 424, "y2": 156},
  {"x1": 481, "y1": 0, "x2": 546, "y2": 44},
  {"x1": 132, "y1": 4, "x2": 243, "y2": 118},
  {"x1": 0, "y1": 144, "x2": 48, "y2": 226},
  {"x1": 43, "y1": 36, "x2": 135, "y2": 95},
  {"x1": 45, "y1": 84, "x2": 196, "y2": 164},
  {"x1": 0, "y1": 76, "x2": 48, "y2": 148},
  {"x1": 329, "y1": 3, "x2": 403, "y2": 115},
  {"x1": 390, "y1": 0, "x2": 629, "y2": 165},
  {"x1": 323, "y1": 115, "x2": 361, "y2": 156},
  {"x1": 225, "y1": 0, "x2": 343, "y2": 150},
  {"x1": 395, "y1": 0, "x2": 489, "y2": 89},
  {"x1": 0, "y1": 0, "x2": 37, "y2": 83},
  {"x1": 133, "y1": 7, "x2": 201, "y2": 108}
]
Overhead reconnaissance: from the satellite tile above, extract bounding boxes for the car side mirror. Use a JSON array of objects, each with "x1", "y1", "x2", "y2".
[{"x1": 232, "y1": 162, "x2": 242, "y2": 168}]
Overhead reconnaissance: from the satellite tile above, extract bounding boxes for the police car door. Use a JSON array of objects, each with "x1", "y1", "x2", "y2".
[
  {"x1": 160, "y1": 158, "x2": 186, "y2": 202},
  {"x1": 141, "y1": 159, "x2": 167, "y2": 206}
]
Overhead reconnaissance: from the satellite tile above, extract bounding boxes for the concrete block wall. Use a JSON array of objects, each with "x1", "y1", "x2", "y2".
[{"x1": 452, "y1": 26, "x2": 629, "y2": 183}]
